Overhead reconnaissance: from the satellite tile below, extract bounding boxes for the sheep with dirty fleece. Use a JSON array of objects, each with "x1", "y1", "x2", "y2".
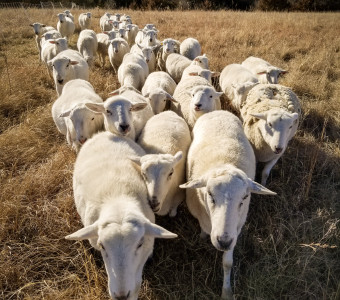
[
  {"x1": 136, "y1": 111, "x2": 191, "y2": 216},
  {"x1": 142, "y1": 71, "x2": 177, "y2": 115},
  {"x1": 48, "y1": 49, "x2": 89, "y2": 96},
  {"x1": 241, "y1": 56, "x2": 287, "y2": 84},
  {"x1": 51, "y1": 79, "x2": 104, "y2": 152},
  {"x1": 241, "y1": 84, "x2": 301, "y2": 186},
  {"x1": 181, "y1": 110, "x2": 276, "y2": 300},
  {"x1": 219, "y1": 63, "x2": 259, "y2": 112},
  {"x1": 66, "y1": 131, "x2": 177, "y2": 300}
]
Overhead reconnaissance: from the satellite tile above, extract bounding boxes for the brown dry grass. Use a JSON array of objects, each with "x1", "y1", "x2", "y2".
[{"x1": 0, "y1": 8, "x2": 339, "y2": 300}]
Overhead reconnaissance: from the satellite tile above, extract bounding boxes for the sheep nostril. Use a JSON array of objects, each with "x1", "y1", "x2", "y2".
[
  {"x1": 217, "y1": 236, "x2": 233, "y2": 250},
  {"x1": 119, "y1": 124, "x2": 130, "y2": 133},
  {"x1": 275, "y1": 147, "x2": 283, "y2": 154},
  {"x1": 58, "y1": 79, "x2": 64, "y2": 84}
]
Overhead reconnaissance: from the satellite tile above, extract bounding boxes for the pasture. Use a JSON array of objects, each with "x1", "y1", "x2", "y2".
[{"x1": 0, "y1": 8, "x2": 339, "y2": 300}]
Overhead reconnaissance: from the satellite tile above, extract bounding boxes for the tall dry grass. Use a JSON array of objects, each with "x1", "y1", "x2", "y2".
[{"x1": 0, "y1": 8, "x2": 339, "y2": 300}]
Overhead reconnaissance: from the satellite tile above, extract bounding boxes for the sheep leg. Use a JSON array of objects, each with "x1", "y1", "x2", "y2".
[
  {"x1": 168, "y1": 188, "x2": 185, "y2": 217},
  {"x1": 261, "y1": 155, "x2": 281, "y2": 186},
  {"x1": 221, "y1": 249, "x2": 235, "y2": 300}
]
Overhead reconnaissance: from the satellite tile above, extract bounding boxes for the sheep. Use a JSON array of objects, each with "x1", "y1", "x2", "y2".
[
  {"x1": 180, "y1": 37, "x2": 201, "y2": 60},
  {"x1": 240, "y1": 84, "x2": 301, "y2": 186},
  {"x1": 109, "y1": 85, "x2": 154, "y2": 139},
  {"x1": 48, "y1": 49, "x2": 89, "y2": 96},
  {"x1": 85, "y1": 94, "x2": 149, "y2": 141},
  {"x1": 219, "y1": 63, "x2": 259, "y2": 112},
  {"x1": 141, "y1": 71, "x2": 177, "y2": 114},
  {"x1": 78, "y1": 12, "x2": 92, "y2": 30},
  {"x1": 180, "y1": 110, "x2": 276, "y2": 300},
  {"x1": 57, "y1": 13, "x2": 75, "y2": 40},
  {"x1": 99, "y1": 12, "x2": 112, "y2": 31},
  {"x1": 111, "y1": 13, "x2": 121, "y2": 21},
  {"x1": 135, "y1": 29, "x2": 159, "y2": 47},
  {"x1": 66, "y1": 131, "x2": 177, "y2": 300},
  {"x1": 135, "y1": 111, "x2": 191, "y2": 216},
  {"x1": 108, "y1": 38, "x2": 130, "y2": 72},
  {"x1": 110, "y1": 20, "x2": 121, "y2": 30},
  {"x1": 144, "y1": 24, "x2": 157, "y2": 31},
  {"x1": 130, "y1": 43, "x2": 157, "y2": 73},
  {"x1": 171, "y1": 75, "x2": 223, "y2": 130},
  {"x1": 40, "y1": 29, "x2": 62, "y2": 46},
  {"x1": 77, "y1": 29, "x2": 98, "y2": 68},
  {"x1": 63, "y1": 10, "x2": 74, "y2": 22},
  {"x1": 166, "y1": 53, "x2": 209, "y2": 84},
  {"x1": 51, "y1": 79, "x2": 104, "y2": 152},
  {"x1": 41, "y1": 38, "x2": 68, "y2": 77},
  {"x1": 156, "y1": 38, "x2": 181, "y2": 71},
  {"x1": 29, "y1": 23, "x2": 55, "y2": 61},
  {"x1": 124, "y1": 24, "x2": 139, "y2": 47},
  {"x1": 117, "y1": 52, "x2": 149, "y2": 91},
  {"x1": 96, "y1": 31, "x2": 118, "y2": 67},
  {"x1": 241, "y1": 56, "x2": 287, "y2": 84},
  {"x1": 182, "y1": 65, "x2": 220, "y2": 84}
]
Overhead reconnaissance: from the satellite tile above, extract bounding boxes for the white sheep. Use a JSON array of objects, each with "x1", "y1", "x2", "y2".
[
  {"x1": 51, "y1": 79, "x2": 104, "y2": 152},
  {"x1": 108, "y1": 38, "x2": 130, "y2": 73},
  {"x1": 41, "y1": 38, "x2": 68, "y2": 77},
  {"x1": 30, "y1": 23, "x2": 55, "y2": 61},
  {"x1": 166, "y1": 53, "x2": 209, "y2": 83},
  {"x1": 181, "y1": 65, "x2": 220, "y2": 84},
  {"x1": 241, "y1": 84, "x2": 301, "y2": 186},
  {"x1": 117, "y1": 52, "x2": 149, "y2": 91},
  {"x1": 78, "y1": 12, "x2": 92, "y2": 30},
  {"x1": 219, "y1": 63, "x2": 259, "y2": 112},
  {"x1": 142, "y1": 71, "x2": 177, "y2": 114},
  {"x1": 171, "y1": 76, "x2": 222, "y2": 130},
  {"x1": 130, "y1": 43, "x2": 157, "y2": 73},
  {"x1": 241, "y1": 56, "x2": 287, "y2": 84},
  {"x1": 156, "y1": 38, "x2": 181, "y2": 71},
  {"x1": 180, "y1": 37, "x2": 201, "y2": 60},
  {"x1": 66, "y1": 131, "x2": 177, "y2": 300},
  {"x1": 57, "y1": 13, "x2": 75, "y2": 40},
  {"x1": 96, "y1": 31, "x2": 118, "y2": 67},
  {"x1": 136, "y1": 29, "x2": 159, "y2": 47},
  {"x1": 124, "y1": 24, "x2": 139, "y2": 47},
  {"x1": 40, "y1": 29, "x2": 62, "y2": 46},
  {"x1": 144, "y1": 24, "x2": 157, "y2": 31},
  {"x1": 135, "y1": 111, "x2": 191, "y2": 216},
  {"x1": 85, "y1": 94, "x2": 148, "y2": 141},
  {"x1": 48, "y1": 49, "x2": 89, "y2": 96},
  {"x1": 99, "y1": 12, "x2": 112, "y2": 31},
  {"x1": 180, "y1": 110, "x2": 276, "y2": 300},
  {"x1": 63, "y1": 10, "x2": 74, "y2": 22},
  {"x1": 77, "y1": 29, "x2": 98, "y2": 68}
]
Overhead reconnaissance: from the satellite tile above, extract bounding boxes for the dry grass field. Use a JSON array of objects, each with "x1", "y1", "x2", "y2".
[{"x1": 0, "y1": 8, "x2": 339, "y2": 300}]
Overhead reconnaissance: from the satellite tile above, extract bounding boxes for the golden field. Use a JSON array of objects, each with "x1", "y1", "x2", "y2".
[{"x1": 0, "y1": 8, "x2": 339, "y2": 300}]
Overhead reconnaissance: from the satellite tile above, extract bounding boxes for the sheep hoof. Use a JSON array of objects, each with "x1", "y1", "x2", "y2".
[
  {"x1": 221, "y1": 288, "x2": 234, "y2": 300},
  {"x1": 169, "y1": 208, "x2": 177, "y2": 217}
]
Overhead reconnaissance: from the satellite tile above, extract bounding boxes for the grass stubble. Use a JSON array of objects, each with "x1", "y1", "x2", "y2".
[{"x1": 0, "y1": 8, "x2": 339, "y2": 300}]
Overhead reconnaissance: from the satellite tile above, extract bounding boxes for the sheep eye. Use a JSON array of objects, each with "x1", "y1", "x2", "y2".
[
  {"x1": 242, "y1": 194, "x2": 248, "y2": 200},
  {"x1": 208, "y1": 191, "x2": 215, "y2": 204},
  {"x1": 91, "y1": 117, "x2": 95, "y2": 121},
  {"x1": 239, "y1": 202, "x2": 244, "y2": 209},
  {"x1": 168, "y1": 170, "x2": 174, "y2": 178},
  {"x1": 268, "y1": 123, "x2": 272, "y2": 128},
  {"x1": 99, "y1": 243, "x2": 105, "y2": 251},
  {"x1": 106, "y1": 110, "x2": 112, "y2": 115},
  {"x1": 289, "y1": 125, "x2": 293, "y2": 129},
  {"x1": 137, "y1": 238, "x2": 144, "y2": 250},
  {"x1": 210, "y1": 95, "x2": 213, "y2": 98},
  {"x1": 66, "y1": 63, "x2": 69, "y2": 67}
]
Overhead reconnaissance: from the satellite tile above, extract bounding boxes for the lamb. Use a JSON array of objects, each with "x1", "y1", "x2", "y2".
[
  {"x1": 180, "y1": 110, "x2": 276, "y2": 300},
  {"x1": 240, "y1": 84, "x2": 301, "y2": 186},
  {"x1": 135, "y1": 111, "x2": 191, "y2": 216},
  {"x1": 166, "y1": 53, "x2": 209, "y2": 83},
  {"x1": 57, "y1": 13, "x2": 75, "y2": 40},
  {"x1": 142, "y1": 71, "x2": 177, "y2": 114},
  {"x1": 30, "y1": 23, "x2": 55, "y2": 61},
  {"x1": 85, "y1": 94, "x2": 149, "y2": 141},
  {"x1": 96, "y1": 31, "x2": 118, "y2": 67},
  {"x1": 77, "y1": 29, "x2": 98, "y2": 68},
  {"x1": 131, "y1": 43, "x2": 157, "y2": 73},
  {"x1": 41, "y1": 38, "x2": 68, "y2": 77},
  {"x1": 241, "y1": 56, "x2": 287, "y2": 84},
  {"x1": 157, "y1": 38, "x2": 181, "y2": 71},
  {"x1": 48, "y1": 49, "x2": 89, "y2": 96},
  {"x1": 171, "y1": 75, "x2": 222, "y2": 130},
  {"x1": 124, "y1": 24, "x2": 139, "y2": 47},
  {"x1": 219, "y1": 63, "x2": 259, "y2": 112},
  {"x1": 51, "y1": 79, "x2": 104, "y2": 152},
  {"x1": 78, "y1": 12, "x2": 92, "y2": 30},
  {"x1": 108, "y1": 38, "x2": 130, "y2": 73},
  {"x1": 117, "y1": 52, "x2": 149, "y2": 91},
  {"x1": 180, "y1": 37, "x2": 201, "y2": 60},
  {"x1": 63, "y1": 10, "x2": 74, "y2": 22},
  {"x1": 66, "y1": 131, "x2": 177, "y2": 300}
]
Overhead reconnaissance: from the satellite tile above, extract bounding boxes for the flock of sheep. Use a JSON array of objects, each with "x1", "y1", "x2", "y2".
[{"x1": 30, "y1": 9, "x2": 302, "y2": 300}]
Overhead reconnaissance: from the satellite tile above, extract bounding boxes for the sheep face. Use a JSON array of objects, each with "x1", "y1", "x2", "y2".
[
  {"x1": 137, "y1": 152, "x2": 183, "y2": 212},
  {"x1": 106, "y1": 30, "x2": 118, "y2": 40},
  {"x1": 189, "y1": 86, "x2": 223, "y2": 116},
  {"x1": 250, "y1": 108, "x2": 299, "y2": 155},
  {"x1": 30, "y1": 23, "x2": 46, "y2": 35},
  {"x1": 145, "y1": 88, "x2": 177, "y2": 115},
  {"x1": 57, "y1": 13, "x2": 67, "y2": 23},
  {"x1": 180, "y1": 165, "x2": 276, "y2": 251},
  {"x1": 86, "y1": 12, "x2": 92, "y2": 19},
  {"x1": 59, "y1": 104, "x2": 103, "y2": 151},
  {"x1": 66, "y1": 217, "x2": 177, "y2": 300},
  {"x1": 193, "y1": 54, "x2": 209, "y2": 69},
  {"x1": 163, "y1": 39, "x2": 177, "y2": 54},
  {"x1": 85, "y1": 97, "x2": 147, "y2": 139},
  {"x1": 143, "y1": 30, "x2": 157, "y2": 45},
  {"x1": 49, "y1": 38, "x2": 68, "y2": 52},
  {"x1": 257, "y1": 67, "x2": 287, "y2": 84},
  {"x1": 110, "y1": 39, "x2": 125, "y2": 54},
  {"x1": 114, "y1": 13, "x2": 120, "y2": 21},
  {"x1": 111, "y1": 20, "x2": 120, "y2": 30},
  {"x1": 49, "y1": 57, "x2": 79, "y2": 86}
]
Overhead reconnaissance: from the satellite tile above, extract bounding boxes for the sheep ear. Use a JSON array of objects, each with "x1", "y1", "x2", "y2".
[
  {"x1": 70, "y1": 60, "x2": 79, "y2": 65},
  {"x1": 144, "y1": 92, "x2": 150, "y2": 98},
  {"x1": 130, "y1": 157, "x2": 141, "y2": 173},
  {"x1": 108, "y1": 89, "x2": 120, "y2": 96},
  {"x1": 248, "y1": 179, "x2": 277, "y2": 195},
  {"x1": 144, "y1": 221, "x2": 177, "y2": 239},
  {"x1": 65, "y1": 222, "x2": 99, "y2": 240},
  {"x1": 59, "y1": 109, "x2": 72, "y2": 118},
  {"x1": 85, "y1": 103, "x2": 105, "y2": 114},
  {"x1": 137, "y1": 43, "x2": 143, "y2": 49},
  {"x1": 249, "y1": 113, "x2": 267, "y2": 121},
  {"x1": 173, "y1": 151, "x2": 183, "y2": 165},
  {"x1": 165, "y1": 92, "x2": 177, "y2": 103},
  {"x1": 290, "y1": 112, "x2": 299, "y2": 121},
  {"x1": 214, "y1": 91, "x2": 224, "y2": 97},
  {"x1": 188, "y1": 72, "x2": 199, "y2": 76},
  {"x1": 29, "y1": 24, "x2": 34, "y2": 27},
  {"x1": 203, "y1": 53, "x2": 207, "y2": 57},
  {"x1": 280, "y1": 69, "x2": 288, "y2": 75},
  {"x1": 130, "y1": 102, "x2": 147, "y2": 112},
  {"x1": 180, "y1": 177, "x2": 207, "y2": 189},
  {"x1": 49, "y1": 40, "x2": 57, "y2": 44},
  {"x1": 211, "y1": 72, "x2": 220, "y2": 77},
  {"x1": 257, "y1": 71, "x2": 267, "y2": 75}
]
